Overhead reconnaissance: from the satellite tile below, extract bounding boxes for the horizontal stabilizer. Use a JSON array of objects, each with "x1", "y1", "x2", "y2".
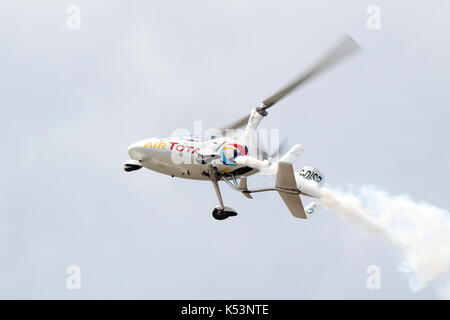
[{"x1": 279, "y1": 144, "x2": 304, "y2": 164}]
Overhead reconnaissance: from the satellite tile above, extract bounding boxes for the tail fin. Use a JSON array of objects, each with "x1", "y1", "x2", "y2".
[
  {"x1": 276, "y1": 145, "x2": 307, "y2": 219},
  {"x1": 238, "y1": 177, "x2": 253, "y2": 199}
]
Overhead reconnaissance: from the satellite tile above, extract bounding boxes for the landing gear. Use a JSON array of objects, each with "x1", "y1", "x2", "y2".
[
  {"x1": 212, "y1": 206, "x2": 238, "y2": 220},
  {"x1": 209, "y1": 165, "x2": 238, "y2": 221}
]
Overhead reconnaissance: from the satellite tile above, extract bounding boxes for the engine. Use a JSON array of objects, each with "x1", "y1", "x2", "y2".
[{"x1": 295, "y1": 166, "x2": 325, "y2": 198}]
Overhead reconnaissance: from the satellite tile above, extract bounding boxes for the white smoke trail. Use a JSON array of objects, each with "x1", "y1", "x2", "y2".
[
  {"x1": 233, "y1": 154, "x2": 450, "y2": 295},
  {"x1": 235, "y1": 156, "x2": 277, "y2": 175},
  {"x1": 320, "y1": 185, "x2": 450, "y2": 294}
]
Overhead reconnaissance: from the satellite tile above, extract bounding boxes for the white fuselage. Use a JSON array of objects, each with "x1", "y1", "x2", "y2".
[{"x1": 127, "y1": 135, "x2": 259, "y2": 180}]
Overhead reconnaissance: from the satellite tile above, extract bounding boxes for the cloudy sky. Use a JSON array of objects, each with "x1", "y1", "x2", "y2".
[{"x1": 1, "y1": 0, "x2": 449, "y2": 299}]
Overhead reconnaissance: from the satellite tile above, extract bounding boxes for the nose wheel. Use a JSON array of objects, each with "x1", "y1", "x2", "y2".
[{"x1": 212, "y1": 206, "x2": 238, "y2": 220}]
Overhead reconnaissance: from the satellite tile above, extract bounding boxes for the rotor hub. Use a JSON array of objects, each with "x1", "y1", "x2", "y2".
[{"x1": 256, "y1": 106, "x2": 268, "y2": 117}]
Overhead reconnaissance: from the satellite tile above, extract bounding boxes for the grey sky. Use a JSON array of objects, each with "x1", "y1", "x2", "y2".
[{"x1": 1, "y1": 0, "x2": 449, "y2": 299}]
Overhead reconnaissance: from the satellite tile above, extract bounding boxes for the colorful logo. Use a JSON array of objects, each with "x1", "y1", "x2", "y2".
[{"x1": 220, "y1": 143, "x2": 248, "y2": 166}]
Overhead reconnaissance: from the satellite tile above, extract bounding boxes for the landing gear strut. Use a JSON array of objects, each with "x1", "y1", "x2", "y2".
[{"x1": 209, "y1": 165, "x2": 238, "y2": 220}]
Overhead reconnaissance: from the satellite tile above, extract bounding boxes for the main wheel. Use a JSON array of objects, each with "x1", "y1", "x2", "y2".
[{"x1": 212, "y1": 207, "x2": 238, "y2": 220}]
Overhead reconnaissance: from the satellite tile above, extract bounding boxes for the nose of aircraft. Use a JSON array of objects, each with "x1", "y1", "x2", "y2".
[{"x1": 128, "y1": 139, "x2": 149, "y2": 160}]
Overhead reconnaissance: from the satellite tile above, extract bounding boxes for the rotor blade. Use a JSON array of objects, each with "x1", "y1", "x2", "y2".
[
  {"x1": 219, "y1": 35, "x2": 361, "y2": 133},
  {"x1": 261, "y1": 35, "x2": 361, "y2": 110},
  {"x1": 219, "y1": 114, "x2": 249, "y2": 134},
  {"x1": 269, "y1": 137, "x2": 288, "y2": 159}
]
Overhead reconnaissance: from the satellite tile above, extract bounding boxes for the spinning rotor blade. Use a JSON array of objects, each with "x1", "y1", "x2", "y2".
[
  {"x1": 269, "y1": 137, "x2": 288, "y2": 159},
  {"x1": 221, "y1": 116, "x2": 249, "y2": 133},
  {"x1": 260, "y1": 35, "x2": 361, "y2": 111},
  {"x1": 220, "y1": 35, "x2": 361, "y2": 133}
]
